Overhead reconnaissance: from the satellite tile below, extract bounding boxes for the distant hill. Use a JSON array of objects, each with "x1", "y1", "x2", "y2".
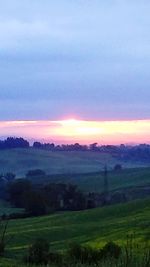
[{"x1": 0, "y1": 148, "x2": 149, "y2": 177}]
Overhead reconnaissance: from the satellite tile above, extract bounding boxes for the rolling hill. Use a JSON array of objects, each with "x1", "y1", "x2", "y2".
[
  {"x1": 0, "y1": 148, "x2": 149, "y2": 177},
  {"x1": 39, "y1": 167, "x2": 150, "y2": 193},
  {"x1": 5, "y1": 198, "x2": 150, "y2": 259}
]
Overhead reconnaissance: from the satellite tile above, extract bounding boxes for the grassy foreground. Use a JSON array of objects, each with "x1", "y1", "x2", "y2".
[{"x1": 5, "y1": 198, "x2": 150, "y2": 259}]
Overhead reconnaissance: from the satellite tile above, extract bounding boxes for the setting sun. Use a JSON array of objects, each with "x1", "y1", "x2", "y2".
[
  {"x1": 59, "y1": 119, "x2": 80, "y2": 126},
  {"x1": 0, "y1": 119, "x2": 149, "y2": 144}
]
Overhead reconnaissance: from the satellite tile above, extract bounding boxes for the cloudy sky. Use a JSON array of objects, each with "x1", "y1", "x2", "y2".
[{"x1": 0, "y1": 0, "x2": 150, "y2": 121}]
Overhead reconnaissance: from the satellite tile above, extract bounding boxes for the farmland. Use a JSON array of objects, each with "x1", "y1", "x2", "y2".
[
  {"x1": 42, "y1": 167, "x2": 150, "y2": 193},
  {"x1": 0, "y1": 148, "x2": 149, "y2": 177},
  {"x1": 0, "y1": 148, "x2": 150, "y2": 266},
  {"x1": 5, "y1": 198, "x2": 150, "y2": 259}
]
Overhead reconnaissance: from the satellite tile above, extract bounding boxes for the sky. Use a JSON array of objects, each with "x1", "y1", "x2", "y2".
[
  {"x1": 0, "y1": 119, "x2": 150, "y2": 145},
  {"x1": 0, "y1": 1, "x2": 150, "y2": 143}
]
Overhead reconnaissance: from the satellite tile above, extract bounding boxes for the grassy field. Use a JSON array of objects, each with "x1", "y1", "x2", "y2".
[
  {"x1": 0, "y1": 148, "x2": 149, "y2": 177},
  {"x1": 5, "y1": 198, "x2": 150, "y2": 259},
  {"x1": 0, "y1": 149, "x2": 150, "y2": 266},
  {"x1": 42, "y1": 167, "x2": 150, "y2": 193}
]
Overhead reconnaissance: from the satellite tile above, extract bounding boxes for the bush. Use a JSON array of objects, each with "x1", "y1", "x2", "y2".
[
  {"x1": 100, "y1": 241, "x2": 122, "y2": 260},
  {"x1": 25, "y1": 238, "x2": 49, "y2": 265},
  {"x1": 114, "y1": 164, "x2": 122, "y2": 171},
  {"x1": 67, "y1": 242, "x2": 100, "y2": 265},
  {"x1": 25, "y1": 238, "x2": 63, "y2": 266},
  {"x1": 67, "y1": 242, "x2": 82, "y2": 262},
  {"x1": 48, "y1": 251, "x2": 63, "y2": 266}
]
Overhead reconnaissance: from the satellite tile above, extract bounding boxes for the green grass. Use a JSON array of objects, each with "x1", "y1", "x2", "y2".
[
  {"x1": 45, "y1": 167, "x2": 150, "y2": 193},
  {"x1": 0, "y1": 148, "x2": 149, "y2": 177},
  {"x1": 0, "y1": 258, "x2": 19, "y2": 267},
  {"x1": 5, "y1": 198, "x2": 150, "y2": 259},
  {"x1": 0, "y1": 149, "x2": 149, "y2": 265}
]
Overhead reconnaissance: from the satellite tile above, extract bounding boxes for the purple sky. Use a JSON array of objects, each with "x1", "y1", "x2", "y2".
[{"x1": 0, "y1": 1, "x2": 150, "y2": 121}]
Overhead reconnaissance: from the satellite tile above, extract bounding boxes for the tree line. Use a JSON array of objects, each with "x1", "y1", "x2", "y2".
[
  {"x1": 4, "y1": 179, "x2": 87, "y2": 217},
  {"x1": 0, "y1": 137, "x2": 150, "y2": 161},
  {"x1": 0, "y1": 137, "x2": 29, "y2": 149}
]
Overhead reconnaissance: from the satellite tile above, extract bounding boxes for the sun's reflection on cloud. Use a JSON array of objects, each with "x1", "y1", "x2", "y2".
[{"x1": 0, "y1": 119, "x2": 149, "y2": 144}]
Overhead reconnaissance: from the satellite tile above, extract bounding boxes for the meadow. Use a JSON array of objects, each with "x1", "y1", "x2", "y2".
[
  {"x1": 5, "y1": 198, "x2": 150, "y2": 258},
  {"x1": 0, "y1": 148, "x2": 149, "y2": 177},
  {"x1": 44, "y1": 167, "x2": 150, "y2": 193},
  {"x1": 0, "y1": 149, "x2": 150, "y2": 266}
]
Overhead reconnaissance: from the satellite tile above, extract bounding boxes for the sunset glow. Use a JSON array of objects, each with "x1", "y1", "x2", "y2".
[{"x1": 0, "y1": 119, "x2": 149, "y2": 144}]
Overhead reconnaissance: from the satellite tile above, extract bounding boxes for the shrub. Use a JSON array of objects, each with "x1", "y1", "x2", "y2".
[
  {"x1": 25, "y1": 238, "x2": 49, "y2": 265},
  {"x1": 25, "y1": 238, "x2": 63, "y2": 266},
  {"x1": 67, "y1": 242, "x2": 82, "y2": 262},
  {"x1": 100, "y1": 241, "x2": 122, "y2": 260},
  {"x1": 67, "y1": 242, "x2": 100, "y2": 265},
  {"x1": 114, "y1": 164, "x2": 122, "y2": 171},
  {"x1": 48, "y1": 251, "x2": 63, "y2": 266}
]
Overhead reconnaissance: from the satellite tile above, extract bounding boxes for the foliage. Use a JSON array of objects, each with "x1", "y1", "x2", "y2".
[
  {"x1": 44, "y1": 183, "x2": 86, "y2": 211},
  {"x1": 8, "y1": 179, "x2": 32, "y2": 207},
  {"x1": 26, "y1": 169, "x2": 46, "y2": 178},
  {"x1": 67, "y1": 241, "x2": 122, "y2": 265},
  {"x1": 25, "y1": 238, "x2": 62, "y2": 266},
  {"x1": 100, "y1": 241, "x2": 122, "y2": 259},
  {"x1": 114, "y1": 164, "x2": 122, "y2": 171},
  {"x1": 7, "y1": 179, "x2": 48, "y2": 216},
  {"x1": 25, "y1": 238, "x2": 50, "y2": 265},
  {"x1": 12, "y1": 238, "x2": 150, "y2": 266},
  {"x1": 0, "y1": 137, "x2": 29, "y2": 149},
  {"x1": 7, "y1": 178, "x2": 86, "y2": 215},
  {"x1": 23, "y1": 190, "x2": 47, "y2": 216},
  {"x1": 67, "y1": 242, "x2": 100, "y2": 265}
]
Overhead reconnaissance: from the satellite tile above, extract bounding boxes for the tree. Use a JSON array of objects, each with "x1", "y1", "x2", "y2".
[
  {"x1": 114, "y1": 164, "x2": 122, "y2": 171},
  {"x1": 33, "y1": 142, "x2": 42, "y2": 149},
  {"x1": 4, "y1": 172, "x2": 16, "y2": 181},
  {"x1": 103, "y1": 165, "x2": 109, "y2": 194},
  {"x1": 89, "y1": 143, "x2": 98, "y2": 151},
  {"x1": 8, "y1": 179, "x2": 32, "y2": 207},
  {"x1": 26, "y1": 169, "x2": 46, "y2": 178},
  {"x1": 4, "y1": 137, "x2": 29, "y2": 149},
  {"x1": 23, "y1": 191, "x2": 47, "y2": 216}
]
